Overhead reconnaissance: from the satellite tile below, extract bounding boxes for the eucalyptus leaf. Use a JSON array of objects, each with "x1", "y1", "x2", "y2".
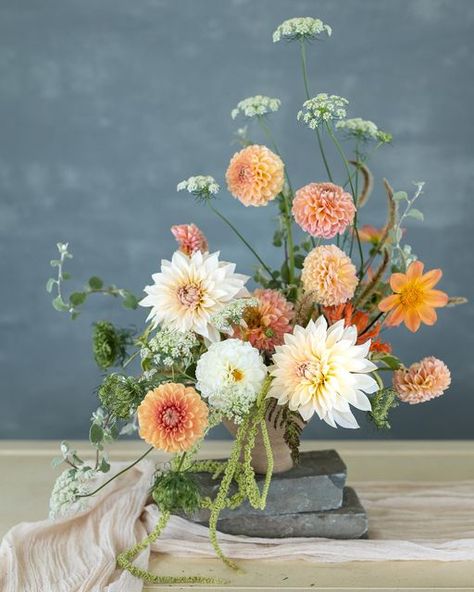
[
  {"x1": 46, "y1": 278, "x2": 56, "y2": 293},
  {"x1": 406, "y1": 208, "x2": 424, "y2": 221},
  {"x1": 393, "y1": 191, "x2": 408, "y2": 201},
  {"x1": 70, "y1": 292, "x2": 87, "y2": 306},
  {"x1": 52, "y1": 296, "x2": 70, "y2": 312},
  {"x1": 89, "y1": 423, "x2": 104, "y2": 445},
  {"x1": 88, "y1": 276, "x2": 104, "y2": 290}
]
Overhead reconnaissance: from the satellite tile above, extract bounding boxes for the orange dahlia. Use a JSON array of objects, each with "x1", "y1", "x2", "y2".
[
  {"x1": 393, "y1": 357, "x2": 451, "y2": 404},
  {"x1": 137, "y1": 383, "x2": 208, "y2": 452},
  {"x1": 171, "y1": 223, "x2": 208, "y2": 256},
  {"x1": 378, "y1": 261, "x2": 448, "y2": 332},
  {"x1": 292, "y1": 182, "x2": 355, "y2": 239},
  {"x1": 322, "y1": 303, "x2": 391, "y2": 353},
  {"x1": 233, "y1": 289, "x2": 294, "y2": 353},
  {"x1": 225, "y1": 144, "x2": 284, "y2": 206}
]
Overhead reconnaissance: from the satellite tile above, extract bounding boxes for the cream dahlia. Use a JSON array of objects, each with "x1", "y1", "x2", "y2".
[
  {"x1": 233, "y1": 289, "x2": 294, "y2": 354},
  {"x1": 301, "y1": 245, "x2": 358, "y2": 306},
  {"x1": 226, "y1": 144, "x2": 284, "y2": 207},
  {"x1": 393, "y1": 357, "x2": 451, "y2": 404},
  {"x1": 268, "y1": 316, "x2": 378, "y2": 428},
  {"x1": 292, "y1": 182, "x2": 355, "y2": 239},
  {"x1": 140, "y1": 250, "x2": 249, "y2": 342},
  {"x1": 171, "y1": 223, "x2": 208, "y2": 256},
  {"x1": 196, "y1": 339, "x2": 267, "y2": 423}
]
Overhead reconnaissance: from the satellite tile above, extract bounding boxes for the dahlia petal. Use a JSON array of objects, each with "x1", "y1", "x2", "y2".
[
  {"x1": 331, "y1": 408, "x2": 359, "y2": 429},
  {"x1": 352, "y1": 374, "x2": 379, "y2": 394},
  {"x1": 405, "y1": 309, "x2": 421, "y2": 332},
  {"x1": 407, "y1": 260, "x2": 424, "y2": 279},
  {"x1": 378, "y1": 294, "x2": 399, "y2": 312},
  {"x1": 424, "y1": 289, "x2": 449, "y2": 307},
  {"x1": 420, "y1": 268, "x2": 443, "y2": 289},
  {"x1": 386, "y1": 305, "x2": 405, "y2": 326},
  {"x1": 418, "y1": 305, "x2": 437, "y2": 325},
  {"x1": 390, "y1": 273, "x2": 407, "y2": 292}
]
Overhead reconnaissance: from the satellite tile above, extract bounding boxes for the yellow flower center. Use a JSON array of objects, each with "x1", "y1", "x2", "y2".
[
  {"x1": 177, "y1": 283, "x2": 203, "y2": 309},
  {"x1": 399, "y1": 282, "x2": 424, "y2": 308},
  {"x1": 230, "y1": 367, "x2": 245, "y2": 382},
  {"x1": 244, "y1": 307, "x2": 263, "y2": 328},
  {"x1": 296, "y1": 359, "x2": 329, "y2": 394}
]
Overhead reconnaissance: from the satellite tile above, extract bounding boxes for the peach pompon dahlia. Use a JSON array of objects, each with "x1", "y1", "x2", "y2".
[
  {"x1": 233, "y1": 289, "x2": 294, "y2": 353},
  {"x1": 226, "y1": 144, "x2": 284, "y2": 207},
  {"x1": 137, "y1": 383, "x2": 208, "y2": 452},
  {"x1": 292, "y1": 182, "x2": 355, "y2": 239},
  {"x1": 393, "y1": 357, "x2": 451, "y2": 404},
  {"x1": 171, "y1": 223, "x2": 208, "y2": 256},
  {"x1": 301, "y1": 245, "x2": 358, "y2": 306},
  {"x1": 378, "y1": 261, "x2": 448, "y2": 332}
]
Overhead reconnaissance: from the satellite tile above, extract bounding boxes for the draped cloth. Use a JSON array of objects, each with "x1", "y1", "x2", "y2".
[{"x1": 1, "y1": 460, "x2": 473, "y2": 591}]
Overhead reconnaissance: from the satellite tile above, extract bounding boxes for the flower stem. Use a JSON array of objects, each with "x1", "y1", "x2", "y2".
[
  {"x1": 208, "y1": 202, "x2": 273, "y2": 276},
  {"x1": 77, "y1": 446, "x2": 154, "y2": 498}
]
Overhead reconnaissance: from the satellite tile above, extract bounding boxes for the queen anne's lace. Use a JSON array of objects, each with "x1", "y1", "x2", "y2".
[
  {"x1": 177, "y1": 176, "x2": 220, "y2": 200},
  {"x1": 336, "y1": 117, "x2": 392, "y2": 143},
  {"x1": 231, "y1": 96, "x2": 281, "y2": 120},
  {"x1": 49, "y1": 466, "x2": 95, "y2": 519},
  {"x1": 297, "y1": 94, "x2": 349, "y2": 129},
  {"x1": 141, "y1": 327, "x2": 199, "y2": 368},
  {"x1": 272, "y1": 17, "x2": 332, "y2": 43}
]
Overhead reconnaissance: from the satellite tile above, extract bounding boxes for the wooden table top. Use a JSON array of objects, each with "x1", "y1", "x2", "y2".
[{"x1": 1, "y1": 440, "x2": 473, "y2": 591}]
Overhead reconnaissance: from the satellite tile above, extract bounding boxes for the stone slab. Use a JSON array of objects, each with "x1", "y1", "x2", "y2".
[
  {"x1": 207, "y1": 487, "x2": 368, "y2": 539},
  {"x1": 185, "y1": 450, "x2": 347, "y2": 523}
]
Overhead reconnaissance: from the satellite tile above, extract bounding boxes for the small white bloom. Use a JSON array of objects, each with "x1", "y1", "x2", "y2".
[
  {"x1": 196, "y1": 339, "x2": 267, "y2": 423},
  {"x1": 210, "y1": 297, "x2": 258, "y2": 334},
  {"x1": 268, "y1": 316, "x2": 378, "y2": 429},
  {"x1": 49, "y1": 466, "x2": 95, "y2": 519},
  {"x1": 336, "y1": 117, "x2": 392, "y2": 143},
  {"x1": 177, "y1": 175, "x2": 220, "y2": 201},
  {"x1": 140, "y1": 250, "x2": 249, "y2": 342},
  {"x1": 141, "y1": 327, "x2": 199, "y2": 368},
  {"x1": 231, "y1": 95, "x2": 281, "y2": 120},
  {"x1": 272, "y1": 17, "x2": 332, "y2": 43},
  {"x1": 297, "y1": 94, "x2": 349, "y2": 129}
]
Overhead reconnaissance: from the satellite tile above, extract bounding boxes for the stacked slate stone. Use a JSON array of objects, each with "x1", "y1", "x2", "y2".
[{"x1": 187, "y1": 450, "x2": 368, "y2": 539}]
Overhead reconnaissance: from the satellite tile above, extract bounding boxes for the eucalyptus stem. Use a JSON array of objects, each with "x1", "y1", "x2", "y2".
[
  {"x1": 77, "y1": 446, "x2": 154, "y2": 499},
  {"x1": 208, "y1": 202, "x2": 273, "y2": 276}
]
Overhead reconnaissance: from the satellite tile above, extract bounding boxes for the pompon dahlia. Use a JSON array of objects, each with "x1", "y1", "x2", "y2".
[
  {"x1": 171, "y1": 223, "x2": 208, "y2": 256},
  {"x1": 226, "y1": 144, "x2": 284, "y2": 207},
  {"x1": 292, "y1": 182, "x2": 355, "y2": 239},
  {"x1": 268, "y1": 316, "x2": 378, "y2": 428},
  {"x1": 233, "y1": 289, "x2": 294, "y2": 354},
  {"x1": 140, "y1": 250, "x2": 249, "y2": 342},
  {"x1": 301, "y1": 245, "x2": 358, "y2": 306},
  {"x1": 393, "y1": 357, "x2": 451, "y2": 404},
  {"x1": 138, "y1": 383, "x2": 208, "y2": 452},
  {"x1": 379, "y1": 261, "x2": 448, "y2": 332}
]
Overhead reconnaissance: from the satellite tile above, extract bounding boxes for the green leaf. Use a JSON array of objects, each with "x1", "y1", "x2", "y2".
[
  {"x1": 89, "y1": 423, "x2": 104, "y2": 445},
  {"x1": 122, "y1": 292, "x2": 138, "y2": 309},
  {"x1": 69, "y1": 292, "x2": 87, "y2": 306},
  {"x1": 46, "y1": 278, "x2": 56, "y2": 293},
  {"x1": 50, "y1": 259, "x2": 60, "y2": 268},
  {"x1": 99, "y1": 458, "x2": 111, "y2": 473},
  {"x1": 280, "y1": 262, "x2": 290, "y2": 284},
  {"x1": 62, "y1": 272, "x2": 72, "y2": 280},
  {"x1": 52, "y1": 296, "x2": 70, "y2": 312},
  {"x1": 393, "y1": 191, "x2": 408, "y2": 201},
  {"x1": 51, "y1": 456, "x2": 64, "y2": 468},
  {"x1": 88, "y1": 276, "x2": 104, "y2": 290},
  {"x1": 379, "y1": 355, "x2": 402, "y2": 370},
  {"x1": 294, "y1": 254, "x2": 305, "y2": 269},
  {"x1": 71, "y1": 311, "x2": 80, "y2": 320},
  {"x1": 406, "y1": 208, "x2": 424, "y2": 221},
  {"x1": 272, "y1": 230, "x2": 283, "y2": 248}
]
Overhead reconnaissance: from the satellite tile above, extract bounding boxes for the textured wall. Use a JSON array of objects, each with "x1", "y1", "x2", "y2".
[{"x1": 1, "y1": 0, "x2": 473, "y2": 440}]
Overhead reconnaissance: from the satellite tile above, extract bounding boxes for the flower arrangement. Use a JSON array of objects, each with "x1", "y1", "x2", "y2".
[{"x1": 46, "y1": 17, "x2": 466, "y2": 585}]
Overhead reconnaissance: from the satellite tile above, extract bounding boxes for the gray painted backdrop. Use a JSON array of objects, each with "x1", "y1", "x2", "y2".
[{"x1": 1, "y1": 0, "x2": 473, "y2": 440}]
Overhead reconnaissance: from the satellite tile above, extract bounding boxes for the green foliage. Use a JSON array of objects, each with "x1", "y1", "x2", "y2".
[
  {"x1": 97, "y1": 374, "x2": 145, "y2": 420},
  {"x1": 152, "y1": 471, "x2": 201, "y2": 514},
  {"x1": 267, "y1": 399, "x2": 305, "y2": 464},
  {"x1": 369, "y1": 388, "x2": 399, "y2": 430},
  {"x1": 92, "y1": 321, "x2": 133, "y2": 370}
]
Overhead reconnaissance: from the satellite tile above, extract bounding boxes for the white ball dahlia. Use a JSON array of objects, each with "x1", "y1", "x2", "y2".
[
  {"x1": 268, "y1": 316, "x2": 378, "y2": 429},
  {"x1": 140, "y1": 250, "x2": 249, "y2": 342},
  {"x1": 196, "y1": 339, "x2": 267, "y2": 423}
]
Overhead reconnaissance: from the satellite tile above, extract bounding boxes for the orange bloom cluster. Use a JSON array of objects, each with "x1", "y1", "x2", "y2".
[
  {"x1": 379, "y1": 261, "x2": 448, "y2": 332},
  {"x1": 171, "y1": 223, "x2": 208, "y2": 256},
  {"x1": 393, "y1": 357, "x2": 451, "y2": 404},
  {"x1": 137, "y1": 383, "x2": 208, "y2": 453},
  {"x1": 323, "y1": 303, "x2": 391, "y2": 353}
]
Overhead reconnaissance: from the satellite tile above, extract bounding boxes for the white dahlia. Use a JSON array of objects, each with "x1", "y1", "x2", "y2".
[
  {"x1": 196, "y1": 339, "x2": 267, "y2": 423},
  {"x1": 140, "y1": 250, "x2": 249, "y2": 342},
  {"x1": 268, "y1": 316, "x2": 378, "y2": 429}
]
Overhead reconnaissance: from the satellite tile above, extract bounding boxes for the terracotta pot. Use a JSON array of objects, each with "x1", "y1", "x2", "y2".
[{"x1": 224, "y1": 416, "x2": 296, "y2": 475}]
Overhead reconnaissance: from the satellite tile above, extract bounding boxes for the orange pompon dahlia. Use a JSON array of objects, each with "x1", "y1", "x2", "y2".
[
  {"x1": 322, "y1": 303, "x2": 391, "y2": 353},
  {"x1": 171, "y1": 223, "x2": 208, "y2": 256},
  {"x1": 393, "y1": 357, "x2": 451, "y2": 404},
  {"x1": 225, "y1": 144, "x2": 284, "y2": 206},
  {"x1": 378, "y1": 261, "x2": 448, "y2": 332},
  {"x1": 234, "y1": 289, "x2": 294, "y2": 353},
  {"x1": 137, "y1": 383, "x2": 208, "y2": 453},
  {"x1": 292, "y1": 182, "x2": 355, "y2": 239},
  {"x1": 301, "y1": 245, "x2": 358, "y2": 306}
]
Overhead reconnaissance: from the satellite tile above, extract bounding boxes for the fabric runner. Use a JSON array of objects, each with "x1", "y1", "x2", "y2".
[{"x1": 1, "y1": 460, "x2": 473, "y2": 591}]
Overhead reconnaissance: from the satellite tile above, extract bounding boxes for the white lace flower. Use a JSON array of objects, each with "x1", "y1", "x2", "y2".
[
  {"x1": 336, "y1": 118, "x2": 392, "y2": 143},
  {"x1": 210, "y1": 297, "x2": 258, "y2": 334},
  {"x1": 196, "y1": 339, "x2": 267, "y2": 423},
  {"x1": 49, "y1": 466, "x2": 95, "y2": 519},
  {"x1": 231, "y1": 96, "x2": 281, "y2": 120},
  {"x1": 177, "y1": 175, "x2": 220, "y2": 201},
  {"x1": 268, "y1": 316, "x2": 378, "y2": 429},
  {"x1": 140, "y1": 250, "x2": 249, "y2": 342},
  {"x1": 297, "y1": 94, "x2": 349, "y2": 129},
  {"x1": 272, "y1": 17, "x2": 332, "y2": 43},
  {"x1": 141, "y1": 327, "x2": 200, "y2": 368}
]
